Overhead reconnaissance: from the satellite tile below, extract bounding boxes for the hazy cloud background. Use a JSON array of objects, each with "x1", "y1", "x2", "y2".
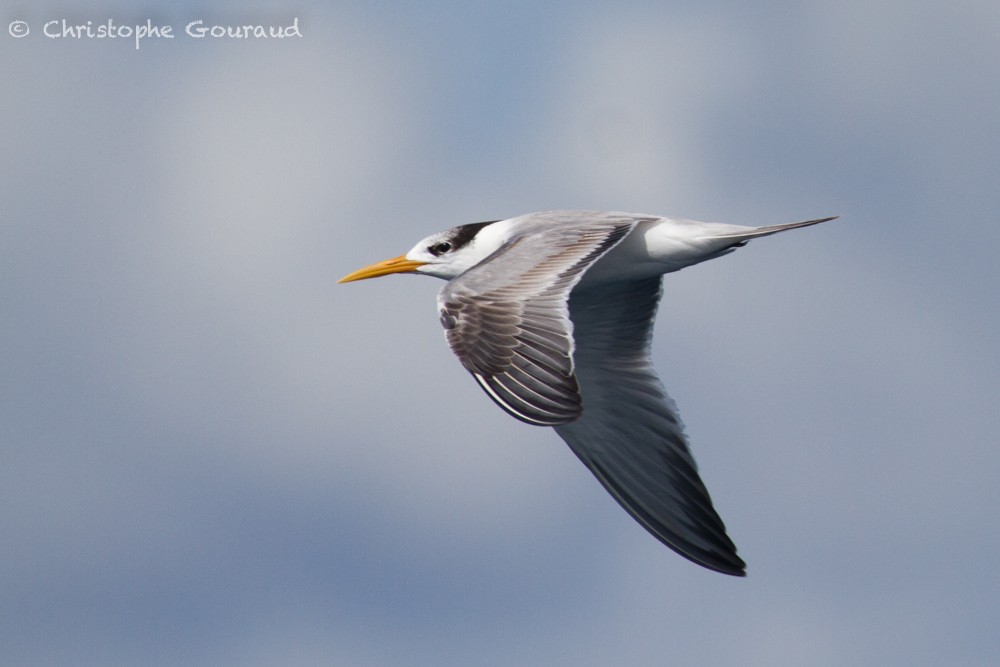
[{"x1": 2, "y1": 1, "x2": 997, "y2": 665}]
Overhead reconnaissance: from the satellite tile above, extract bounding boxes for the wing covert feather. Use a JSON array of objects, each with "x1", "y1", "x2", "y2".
[{"x1": 439, "y1": 218, "x2": 635, "y2": 425}]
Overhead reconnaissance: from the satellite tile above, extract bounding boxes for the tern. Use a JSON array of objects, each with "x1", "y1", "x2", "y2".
[{"x1": 339, "y1": 210, "x2": 834, "y2": 576}]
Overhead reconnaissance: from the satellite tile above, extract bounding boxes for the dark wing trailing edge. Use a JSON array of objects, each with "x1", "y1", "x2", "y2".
[
  {"x1": 438, "y1": 218, "x2": 636, "y2": 426},
  {"x1": 554, "y1": 278, "x2": 746, "y2": 575}
]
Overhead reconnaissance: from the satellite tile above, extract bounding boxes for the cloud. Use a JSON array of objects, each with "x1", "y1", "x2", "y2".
[
  {"x1": 3, "y1": 2, "x2": 999, "y2": 665},
  {"x1": 538, "y1": 10, "x2": 760, "y2": 207}
]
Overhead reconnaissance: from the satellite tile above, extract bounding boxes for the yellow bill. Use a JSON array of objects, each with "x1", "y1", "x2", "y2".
[{"x1": 337, "y1": 255, "x2": 427, "y2": 283}]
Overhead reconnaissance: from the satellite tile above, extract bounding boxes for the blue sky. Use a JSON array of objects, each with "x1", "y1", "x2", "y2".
[{"x1": 2, "y1": 1, "x2": 998, "y2": 664}]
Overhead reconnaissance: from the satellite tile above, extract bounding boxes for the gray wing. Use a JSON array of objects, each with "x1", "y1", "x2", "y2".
[
  {"x1": 554, "y1": 277, "x2": 746, "y2": 575},
  {"x1": 438, "y1": 218, "x2": 636, "y2": 426}
]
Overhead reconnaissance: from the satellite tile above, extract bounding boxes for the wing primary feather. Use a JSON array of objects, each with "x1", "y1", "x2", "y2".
[{"x1": 554, "y1": 277, "x2": 746, "y2": 576}]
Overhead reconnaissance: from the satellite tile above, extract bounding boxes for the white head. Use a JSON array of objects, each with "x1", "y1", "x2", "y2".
[{"x1": 338, "y1": 220, "x2": 506, "y2": 283}]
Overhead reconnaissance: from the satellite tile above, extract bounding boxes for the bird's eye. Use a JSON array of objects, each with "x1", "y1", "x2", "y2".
[{"x1": 429, "y1": 242, "x2": 452, "y2": 256}]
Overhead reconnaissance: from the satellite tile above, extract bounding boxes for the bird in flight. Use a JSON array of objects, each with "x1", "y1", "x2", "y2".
[{"x1": 339, "y1": 210, "x2": 834, "y2": 576}]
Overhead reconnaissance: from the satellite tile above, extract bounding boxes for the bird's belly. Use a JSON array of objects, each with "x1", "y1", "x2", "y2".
[{"x1": 581, "y1": 218, "x2": 743, "y2": 285}]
